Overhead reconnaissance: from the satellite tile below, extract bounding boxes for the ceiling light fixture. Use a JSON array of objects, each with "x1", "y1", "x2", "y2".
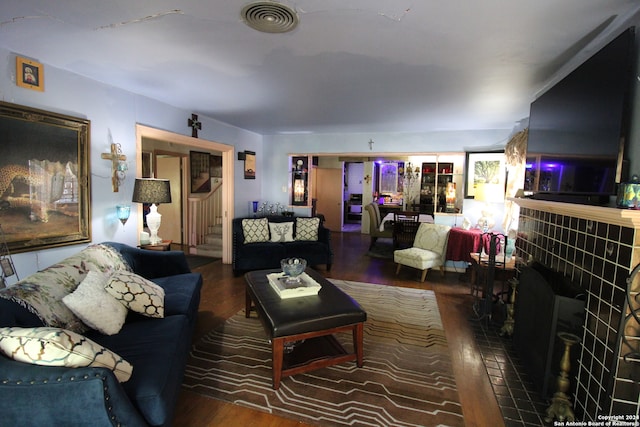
[{"x1": 241, "y1": 1, "x2": 299, "y2": 33}]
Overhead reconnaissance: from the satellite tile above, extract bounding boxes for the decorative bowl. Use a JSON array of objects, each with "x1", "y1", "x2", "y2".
[{"x1": 280, "y1": 258, "x2": 307, "y2": 284}]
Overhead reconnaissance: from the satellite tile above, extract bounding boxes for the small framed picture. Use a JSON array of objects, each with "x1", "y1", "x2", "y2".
[
  {"x1": 0, "y1": 258, "x2": 14, "y2": 277},
  {"x1": 16, "y1": 56, "x2": 44, "y2": 92},
  {"x1": 464, "y1": 151, "x2": 506, "y2": 199},
  {"x1": 190, "y1": 151, "x2": 211, "y2": 193}
]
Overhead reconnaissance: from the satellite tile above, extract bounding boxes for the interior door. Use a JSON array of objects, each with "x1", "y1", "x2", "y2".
[
  {"x1": 315, "y1": 168, "x2": 343, "y2": 232},
  {"x1": 156, "y1": 156, "x2": 182, "y2": 244}
]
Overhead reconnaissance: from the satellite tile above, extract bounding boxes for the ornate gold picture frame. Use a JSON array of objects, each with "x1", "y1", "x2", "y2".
[{"x1": 0, "y1": 101, "x2": 91, "y2": 253}]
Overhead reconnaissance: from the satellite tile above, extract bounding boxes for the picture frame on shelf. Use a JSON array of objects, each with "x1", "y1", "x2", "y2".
[
  {"x1": 0, "y1": 101, "x2": 91, "y2": 253},
  {"x1": 464, "y1": 151, "x2": 506, "y2": 198}
]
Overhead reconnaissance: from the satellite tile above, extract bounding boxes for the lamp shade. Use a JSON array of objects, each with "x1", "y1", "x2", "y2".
[
  {"x1": 132, "y1": 178, "x2": 172, "y2": 204},
  {"x1": 474, "y1": 183, "x2": 504, "y2": 203}
]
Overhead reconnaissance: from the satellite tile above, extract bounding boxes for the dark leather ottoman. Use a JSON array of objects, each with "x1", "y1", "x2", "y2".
[{"x1": 244, "y1": 268, "x2": 367, "y2": 390}]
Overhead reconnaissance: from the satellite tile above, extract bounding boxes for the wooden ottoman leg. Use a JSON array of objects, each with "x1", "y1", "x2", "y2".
[
  {"x1": 245, "y1": 287, "x2": 252, "y2": 318},
  {"x1": 396, "y1": 264, "x2": 401, "y2": 275},
  {"x1": 271, "y1": 337, "x2": 285, "y2": 390},
  {"x1": 353, "y1": 323, "x2": 364, "y2": 367}
]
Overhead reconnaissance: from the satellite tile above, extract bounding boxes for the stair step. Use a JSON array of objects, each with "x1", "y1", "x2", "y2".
[
  {"x1": 191, "y1": 242, "x2": 223, "y2": 258},
  {"x1": 204, "y1": 234, "x2": 222, "y2": 245},
  {"x1": 208, "y1": 224, "x2": 222, "y2": 235}
]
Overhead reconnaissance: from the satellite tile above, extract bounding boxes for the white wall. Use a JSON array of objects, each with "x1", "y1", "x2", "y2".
[{"x1": 0, "y1": 47, "x2": 260, "y2": 279}]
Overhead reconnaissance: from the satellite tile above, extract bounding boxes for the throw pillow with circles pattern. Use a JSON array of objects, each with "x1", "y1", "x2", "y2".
[{"x1": 105, "y1": 271, "x2": 165, "y2": 318}]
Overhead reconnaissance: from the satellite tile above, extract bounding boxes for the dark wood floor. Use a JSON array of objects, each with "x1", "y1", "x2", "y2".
[{"x1": 173, "y1": 230, "x2": 505, "y2": 427}]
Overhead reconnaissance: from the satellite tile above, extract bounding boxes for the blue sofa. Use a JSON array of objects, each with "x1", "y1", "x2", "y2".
[
  {"x1": 232, "y1": 216, "x2": 333, "y2": 275},
  {"x1": 0, "y1": 242, "x2": 202, "y2": 427}
]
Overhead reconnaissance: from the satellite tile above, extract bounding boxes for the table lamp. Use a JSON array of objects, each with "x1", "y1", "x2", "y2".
[
  {"x1": 445, "y1": 182, "x2": 456, "y2": 212},
  {"x1": 132, "y1": 178, "x2": 172, "y2": 245},
  {"x1": 475, "y1": 182, "x2": 504, "y2": 232}
]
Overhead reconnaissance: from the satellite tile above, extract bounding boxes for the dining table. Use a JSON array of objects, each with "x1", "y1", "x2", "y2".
[{"x1": 379, "y1": 212, "x2": 434, "y2": 232}]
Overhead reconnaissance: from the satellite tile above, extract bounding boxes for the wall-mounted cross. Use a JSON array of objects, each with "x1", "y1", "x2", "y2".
[
  {"x1": 101, "y1": 143, "x2": 127, "y2": 192},
  {"x1": 368, "y1": 139, "x2": 374, "y2": 150},
  {"x1": 188, "y1": 113, "x2": 202, "y2": 138}
]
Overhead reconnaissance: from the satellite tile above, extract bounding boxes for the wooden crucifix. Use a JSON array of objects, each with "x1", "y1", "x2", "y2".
[
  {"x1": 101, "y1": 143, "x2": 127, "y2": 192},
  {"x1": 188, "y1": 113, "x2": 202, "y2": 138}
]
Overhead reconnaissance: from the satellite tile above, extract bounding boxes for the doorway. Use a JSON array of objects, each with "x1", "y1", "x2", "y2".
[
  {"x1": 136, "y1": 125, "x2": 235, "y2": 264},
  {"x1": 344, "y1": 162, "x2": 364, "y2": 232},
  {"x1": 155, "y1": 154, "x2": 185, "y2": 244},
  {"x1": 315, "y1": 168, "x2": 343, "y2": 231}
]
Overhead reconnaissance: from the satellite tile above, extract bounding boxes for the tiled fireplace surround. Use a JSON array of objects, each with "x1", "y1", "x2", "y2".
[{"x1": 514, "y1": 198, "x2": 640, "y2": 419}]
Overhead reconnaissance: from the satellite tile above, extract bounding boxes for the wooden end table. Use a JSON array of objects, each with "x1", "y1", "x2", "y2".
[{"x1": 139, "y1": 240, "x2": 172, "y2": 251}]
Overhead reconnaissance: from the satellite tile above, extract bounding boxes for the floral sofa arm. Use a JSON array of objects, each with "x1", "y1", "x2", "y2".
[{"x1": 0, "y1": 356, "x2": 147, "y2": 427}]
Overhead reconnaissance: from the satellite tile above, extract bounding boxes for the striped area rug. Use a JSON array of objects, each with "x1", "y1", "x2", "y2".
[{"x1": 182, "y1": 280, "x2": 464, "y2": 427}]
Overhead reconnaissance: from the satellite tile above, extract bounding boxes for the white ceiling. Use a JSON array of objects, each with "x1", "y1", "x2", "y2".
[{"x1": 1, "y1": 1, "x2": 639, "y2": 135}]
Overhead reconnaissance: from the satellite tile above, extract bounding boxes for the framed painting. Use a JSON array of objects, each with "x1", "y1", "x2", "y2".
[
  {"x1": 190, "y1": 151, "x2": 211, "y2": 193},
  {"x1": 0, "y1": 258, "x2": 15, "y2": 277},
  {"x1": 210, "y1": 154, "x2": 222, "y2": 178},
  {"x1": 464, "y1": 150, "x2": 506, "y2": 198},
  {"x1": 16, "y1": 56, "x2": 44, "y2": 92},
  {"x1": 244, "y1": 150, "x2": 256, "y2": 179},
  {"x1": 0, "y1": 101, "x2": 91, "y2": 253}
]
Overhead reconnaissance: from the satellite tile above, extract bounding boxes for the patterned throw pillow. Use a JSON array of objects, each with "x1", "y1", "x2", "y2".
[
  {"x1": 295, "y1": 217, "x2": 320, "y2": 241},
  {"x1": 105, "y1": 271, "x2": 165, "y2": 318},
  {"x1": 269, "y1": 222, "x2": 294, "y2": 242},
  {"x1": 242, "y1": 218, "x2": 270, "y2": 243},
  {"x1": 0, "y1": 327, "x2": 133, "y2": 383},
  {"x1": 62, "y1": 271, "x2": 127, "y2": 335},
  {"x1": 0, "y1": 243, "x2": 132, "y2": 333}
]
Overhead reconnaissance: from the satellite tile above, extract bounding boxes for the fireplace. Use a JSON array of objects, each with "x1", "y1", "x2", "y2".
[
  {"x1": 514, "y1": 198, "x2": 640, "y2": 419},
  {"x1": 513, "y1": 262, "x2": 585, "y2": 399}
]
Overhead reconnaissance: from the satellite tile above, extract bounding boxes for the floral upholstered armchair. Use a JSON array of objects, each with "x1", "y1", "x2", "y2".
[{"x1": 393, "y1": 223, "x2": 451, "y2": 282}]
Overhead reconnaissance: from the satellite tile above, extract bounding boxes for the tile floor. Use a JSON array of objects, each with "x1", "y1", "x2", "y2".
[{"x1": 471, "y1": 307, "x2": 551, "y2": 426}]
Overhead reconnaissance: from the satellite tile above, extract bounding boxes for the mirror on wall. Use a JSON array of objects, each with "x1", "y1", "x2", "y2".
[{"x1": 379, "y1": 162, "x2": 398, "y2": 194}]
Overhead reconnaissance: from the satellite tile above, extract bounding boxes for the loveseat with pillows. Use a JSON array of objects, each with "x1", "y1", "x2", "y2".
[
  {"x1": 0, "y1": 242, "x2": 202, "y2": 427},
  {"x1": 232, "y1": 215, "x2": 333, "y2": 275}
]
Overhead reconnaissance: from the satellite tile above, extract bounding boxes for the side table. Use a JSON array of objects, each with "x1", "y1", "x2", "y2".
[
  {"x1": 446, "y1": 228, "x2": 482, "y2": 263},
  {"x1": 139, "y1": 240, "x2": 172, "y2": 251}
]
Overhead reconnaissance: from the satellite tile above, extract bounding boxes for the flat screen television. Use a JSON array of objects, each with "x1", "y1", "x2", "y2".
[{"x1": 524, "y1": 26, "x2": 635, "y2": 205}]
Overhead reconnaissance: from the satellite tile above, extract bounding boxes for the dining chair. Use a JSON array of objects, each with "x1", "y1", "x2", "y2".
[{"x1": 393, "y1": 211, "x2": 420, "y2": 223}]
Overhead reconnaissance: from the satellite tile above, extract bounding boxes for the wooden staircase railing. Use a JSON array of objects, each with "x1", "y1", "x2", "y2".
[{"x1": 188, "y1": 180, "x2": 223, "y2": 248}]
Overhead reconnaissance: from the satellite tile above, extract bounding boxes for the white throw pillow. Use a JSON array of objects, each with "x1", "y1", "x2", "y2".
[
  {"x1": 295, "y1": 217, "x2": 320, "y2": 241},
  {"x1": 62, "y1": 271, "x2": 127, "y2": 335},
  {"x1": 242, "y1": 218, "x2": 270, "y2": 243},
  {"x1": 105, "y1": 271, "x2": 165, "y2": 318},
  {"x1": 269, "y1": 222, "x2": 294, "y2": 242},
  {"x1": 0, "y1": 326, "x2": 133, "y2": 382}
]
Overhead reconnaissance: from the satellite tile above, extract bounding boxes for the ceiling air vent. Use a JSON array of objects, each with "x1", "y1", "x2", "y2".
[{"x1": 241, "y1": 2, "x2": 299, "y2": 33}]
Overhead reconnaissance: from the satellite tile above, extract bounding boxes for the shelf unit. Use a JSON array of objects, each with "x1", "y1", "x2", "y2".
[{"x1": 419, "y1": 162, "x2": 457, "y2": 214}]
